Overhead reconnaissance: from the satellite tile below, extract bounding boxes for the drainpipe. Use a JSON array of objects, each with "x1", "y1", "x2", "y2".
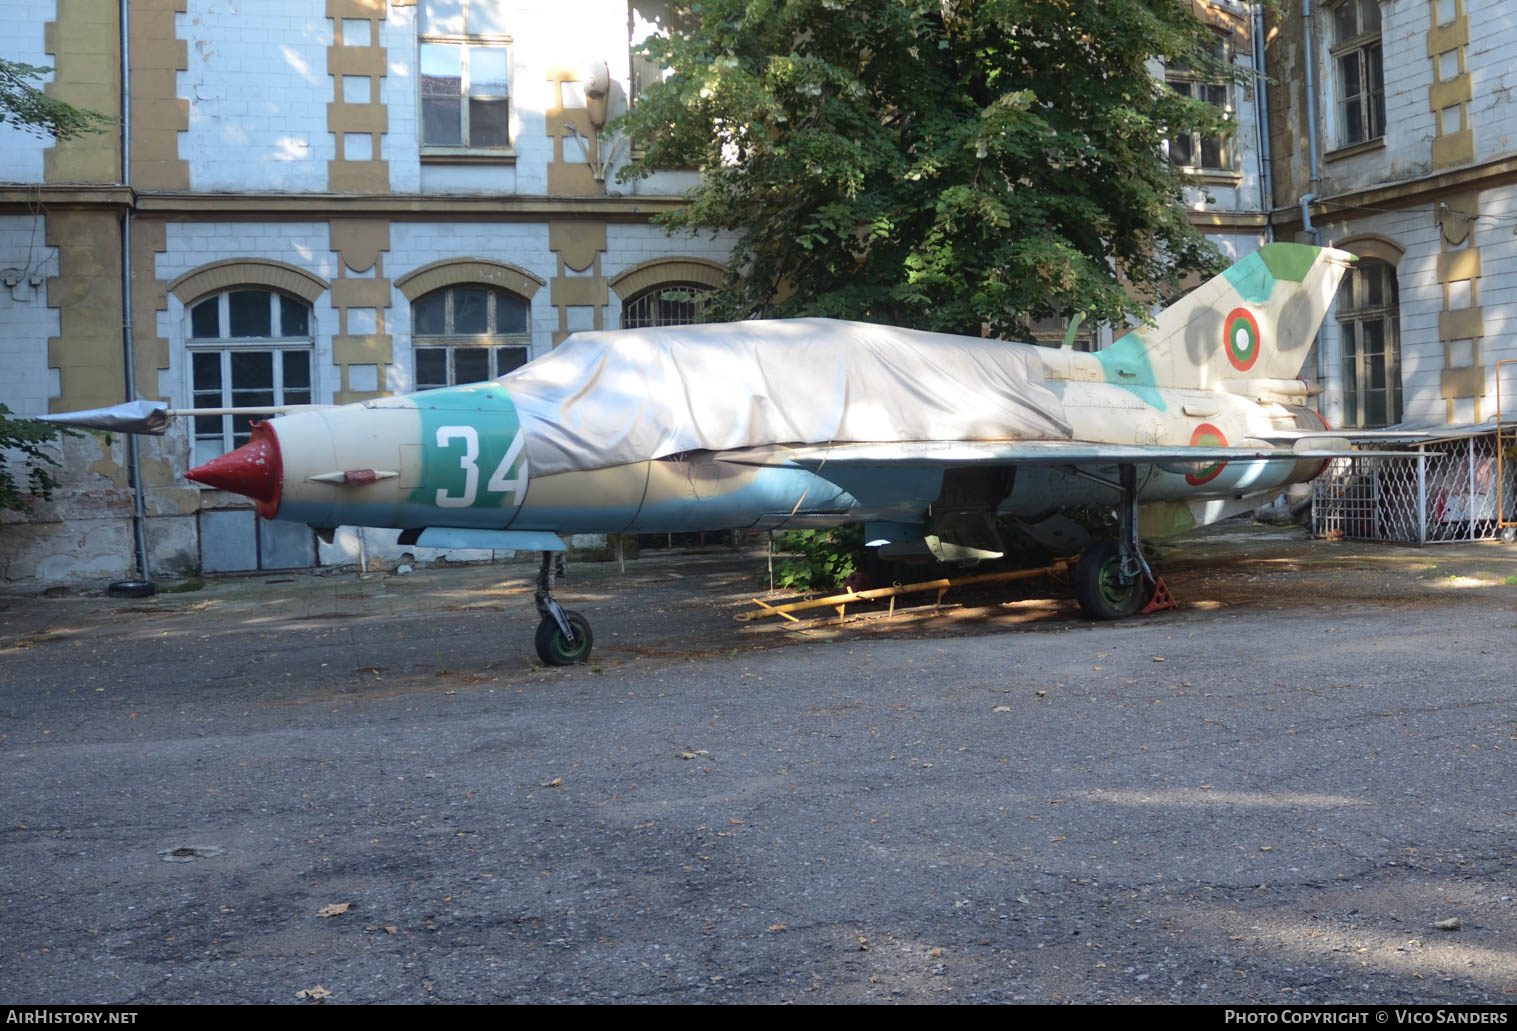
[
  {"x1": 1252, "y1": 1, "x2": 1274, "y2": 240},
  {"x1": 115, "y1": 0, "x2": 154, "y2": 592},
  {"x1": 1299, "y1": 0, "x2": 1333, "y2": 419}
]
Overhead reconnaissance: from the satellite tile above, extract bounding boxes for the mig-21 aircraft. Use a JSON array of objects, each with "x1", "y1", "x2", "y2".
[{"x1": 47, "y1": 242, "x2": 1370, "y2": 665}]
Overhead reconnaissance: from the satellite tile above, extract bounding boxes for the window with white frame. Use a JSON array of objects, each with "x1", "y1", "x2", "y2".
[
  {"x1": 1165, "y1": 33, "x2": 1234, "y2": 173},
  {"x1": 1330, "y1": 0, "x2": 1384, "y2": 147},
  {"x1": 419, "y1": 0, "x2": 512, "y2": 153},
  {"x1": 188, "y1": 289, "x2": 314, "y2": 467},
  {"x1": 1337, "y1": 259, "x2": 1401, "y2": 428},
  {"x1": 619, "y1": 283, "x2": 711, "y2": 328},
  {"x1": 412, "y1": 284, "x2": 530, "y2": 389}
]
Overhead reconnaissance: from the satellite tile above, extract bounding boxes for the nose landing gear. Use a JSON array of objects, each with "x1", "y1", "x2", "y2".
[{"x1": 533, "y1": 551, "x2": 594, "y2": 665}]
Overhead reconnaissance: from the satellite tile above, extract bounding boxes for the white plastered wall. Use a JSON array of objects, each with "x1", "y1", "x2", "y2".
[
  {"x1": 0, "y1": 0, "x2": 56, "y2": 185},
  {"x1": 178, "y1": 0, "x2": 335, "y2": 192}
]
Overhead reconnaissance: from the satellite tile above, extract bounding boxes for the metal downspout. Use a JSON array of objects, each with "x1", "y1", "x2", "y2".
[
  {"x1": 1252, "y1": 1, "x2": 1274, "y2": 241},
  {"x1": 118, "y1": 0, "x2": 153, "y2": 589},
  {"x1": 1299, "y1": 0, "x2": 1331, "y2": 412}
]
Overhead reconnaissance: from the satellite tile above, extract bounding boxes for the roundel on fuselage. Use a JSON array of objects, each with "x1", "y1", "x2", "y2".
[
  {"x1": 1186, "y1": 422, "x2": 1228, "y2": 486},
  {"x1": 1223, "y1": 307, "x2": 1261, "y2": 372}
]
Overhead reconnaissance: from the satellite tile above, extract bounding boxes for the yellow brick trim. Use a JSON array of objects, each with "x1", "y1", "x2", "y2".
[
  {"x1": 1432, "y1": 128, "x2": 1475, "y2": 169},
  {"x1": 1426, "y1": 15, "x2": 1469, "y2": 56},
  {"x1": 1437, "y1": 248, "x2": 1481, "y2": 282},
  {"x1": 129, "y1": 0, "x2": 190, "y2": 190},
  {"x1": 331, "y1": 277, "x2": 393, "y2": 309},
  {"x1": 1440, "y1": 365, "x2": 1486, "y2": 398},
  {"x1": 1428, "y1": 74, "x2": 1471, "y2": 112},
  {"x1": 168, "y1": 259, "x2": 329, "y2": 304},
  {"x1": 131, "y1": 219, "x2": 171, "y2": 403},
  {"x1": 395, "y1": 259, "x2": 546, "y2": 301},
  {"x1": 44, "y1": 0, "x2": 122, "y2": 184},
  {"x1": 327, "y1": 45, "x2": 389, "y2": 77},
  {"x1": 1330, "y1": 234, "x2": 1405, "y2": 267},
  {"x1": 328, "y1": 161, "x2": 392, "y2": 193},
  {"x1": 332, "y1": 333, "x2": 393, "y2": 365},
  {"x1": 327, "y1": 102, "x2": 389, "y2": 134},
  {"x1": 46, "y1": 210, "x2": 125, "y2": 413},
  {"x1": 333, "y1": 389, "x2": 385, "y2": 404},
  {"x1": 609, "y1": 258, "x2": 725, "y2": 299},
  {"x1": 548, "y1": 221, "x2": 606, "y2": 272},
  {"x1": 328, "y1": 0, "x2": 386, "y2": 15},
  {"x1": 1438, "y1": 306, "x2": 1484, "y2": 341},
  {"x1": 550, "y1": 277, "x2": 608, "y2": 307}
]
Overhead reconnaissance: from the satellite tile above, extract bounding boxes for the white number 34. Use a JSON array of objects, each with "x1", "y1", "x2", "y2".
[{"x1": 434, "y1": 425, "x2": 527, "y2": 508}]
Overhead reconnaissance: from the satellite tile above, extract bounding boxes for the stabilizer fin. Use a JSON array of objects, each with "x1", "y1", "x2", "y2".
[{"x1": 1099, "y1": 243, "x2": 1355, "y2": 392}]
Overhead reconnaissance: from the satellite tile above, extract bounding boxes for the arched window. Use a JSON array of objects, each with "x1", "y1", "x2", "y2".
[
  {"x1": 619, "y1": 283, "x2": 712, "y2": 329},
  {"x1": 188, "y1": 288, "x2": 314, "y2": 465},
  {"x1": 412, "y1": 284, "x2": 530, "y2": 389},
  {"x1": 1337, "y1": 258, "x2": 1401, "y2": 428}
]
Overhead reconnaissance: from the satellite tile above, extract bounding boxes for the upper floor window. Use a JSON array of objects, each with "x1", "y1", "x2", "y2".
[
  {"x1": 1337, "y1": 259, "x2": 1401, "y2": 428},
  {"x1": 1165, "y1": 34, "x2": 1234, "y2": 173},
  {"x1": 187, "y1": 289, "x2": 314, "y2": 466},
  {"x1": 1330, "y1": 0, "x2": 1384, "y2": 147},
  {"x1": 420, "y1": 0, "x2": 512, "y2": 154},
  {"x1": 620, "y1": 283, "x2": 711, "y2": 328},
  {"x1": 630, "y1": 1, "x2": 697, "y2": 102},
  {"x1": 412, "y1": 284, "x2": 530, "y2": 389}
]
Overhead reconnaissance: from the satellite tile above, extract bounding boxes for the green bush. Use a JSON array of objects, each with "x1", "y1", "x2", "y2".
[{"x1": 772, "y1": 524, "x2": 864, "y2": 591}]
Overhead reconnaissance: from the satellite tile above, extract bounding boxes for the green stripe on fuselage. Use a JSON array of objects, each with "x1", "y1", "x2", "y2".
[{"x1": 407, "y1": 382, "x2": 527, "y2": 512}]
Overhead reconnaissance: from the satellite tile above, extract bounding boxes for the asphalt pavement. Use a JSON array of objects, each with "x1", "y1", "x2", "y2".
[{"x1": 2, "y1": 530, "x2": 1516, "y2": 1004}]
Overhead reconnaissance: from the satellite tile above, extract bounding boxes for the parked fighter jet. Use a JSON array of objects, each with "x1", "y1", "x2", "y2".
[{"x1": 48, "y1": 243, "x2": 1365, "y2": 664}]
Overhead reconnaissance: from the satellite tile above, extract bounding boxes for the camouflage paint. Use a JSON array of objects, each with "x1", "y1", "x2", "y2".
[{"x1": 1094, "y1": 332, "x2": 1167, "y2": 411}]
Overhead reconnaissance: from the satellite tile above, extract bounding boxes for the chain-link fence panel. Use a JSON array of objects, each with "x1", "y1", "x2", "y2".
[{"x1": 1312, "y1": 431, "x2": 1515, "y2": 545}]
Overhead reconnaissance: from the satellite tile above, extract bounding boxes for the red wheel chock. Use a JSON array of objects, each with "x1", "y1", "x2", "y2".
[{"x1": 1140, "y1": 575, "x2": 1177, "y2": 615}]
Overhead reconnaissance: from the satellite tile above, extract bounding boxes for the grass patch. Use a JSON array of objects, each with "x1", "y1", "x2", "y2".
[{"x1": 159, "y1": 578, "x2": 206, "y2": 594}]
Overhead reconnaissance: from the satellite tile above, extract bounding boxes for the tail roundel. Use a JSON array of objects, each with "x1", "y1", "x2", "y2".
[{"x1": 1101, "y1": 243, "x2": 1356, "y2": 392}]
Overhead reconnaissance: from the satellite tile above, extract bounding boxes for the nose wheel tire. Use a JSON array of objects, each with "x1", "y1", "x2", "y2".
[
  {"x1": 535, "y1": 610, "x2": 594, "y2": 666},
  {"x1": 1075, "y1": 540, "x2": 1143, "y2": 620}
]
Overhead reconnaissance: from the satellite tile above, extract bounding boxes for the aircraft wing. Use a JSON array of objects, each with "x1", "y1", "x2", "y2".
[
  {"x1": 714, "y1": 439, "x2": 1384, "y2": 469},
  {"x1": 714, "y1": 439, "x2": 1415, "y2": 509}
]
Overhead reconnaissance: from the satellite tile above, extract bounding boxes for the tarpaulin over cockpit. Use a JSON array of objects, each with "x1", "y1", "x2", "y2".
[{"x1": 500, "y1": 317, "x2": 1074, "y2": 476}]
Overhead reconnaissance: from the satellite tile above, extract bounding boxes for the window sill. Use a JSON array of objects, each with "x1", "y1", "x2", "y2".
[
  {"x1": 421, "y1": 150, "x2": 517, "y2": 166},
  {"x1": 1324, "y1": 137, "x2": 1385, "y2": 163},
  {"x1": 1174, "y1": 167, "x2": 1243, "y2": 186}
]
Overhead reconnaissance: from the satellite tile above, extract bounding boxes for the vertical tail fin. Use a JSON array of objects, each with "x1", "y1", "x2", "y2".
[{"x1": 1097, "y1": 243, "x2": 1355, "y2": 391}]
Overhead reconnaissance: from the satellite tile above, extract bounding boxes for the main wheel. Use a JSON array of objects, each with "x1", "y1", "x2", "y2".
[
  {"x1": 1075, "y1": 540, "x2": 1143, "y2": 620},
  {"x1": 535, "y1": 610, "x2": 594, "y2": 666}
]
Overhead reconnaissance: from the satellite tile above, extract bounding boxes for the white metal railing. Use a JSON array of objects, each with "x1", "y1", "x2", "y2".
[{"x1": 1312, "y1": 429, "x2": 1515, "y2": 545}]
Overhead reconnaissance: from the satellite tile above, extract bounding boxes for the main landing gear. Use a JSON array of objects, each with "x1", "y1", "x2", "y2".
[
  {"x1": 533, "y1": 551, "x2": 593, "y2": 665},
  {"x1": 1070, "y1": 463, "x2": 1178, "y2": 621}
]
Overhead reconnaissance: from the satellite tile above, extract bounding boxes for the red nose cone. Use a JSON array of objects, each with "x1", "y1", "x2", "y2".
[{"x1": 187, "y1": 421, "x2": 283, "y2": 518}]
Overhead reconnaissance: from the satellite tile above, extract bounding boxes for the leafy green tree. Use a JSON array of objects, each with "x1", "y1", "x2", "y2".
[
  {"x1": 0, "y1": 405, "x2": 66, "y2": 513},
  {"x1": 0, "y1": 58, "x2": 113, "y2": 140},
  {"x1": 617, "y1": 0, "x2": 1237, "y2": 336},
  {"x1": 0, "y1": 62, "x2": 109, "y2": 511}
]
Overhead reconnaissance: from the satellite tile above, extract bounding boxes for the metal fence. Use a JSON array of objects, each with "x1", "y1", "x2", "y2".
[{"x1": 1312, "y1": 430, "x2": 1516, "y2": 545}]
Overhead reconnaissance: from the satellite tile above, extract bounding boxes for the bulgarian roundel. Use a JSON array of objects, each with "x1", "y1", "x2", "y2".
[
  {"x1": 1186, "y1": 422, "x2": 1228, "y2": 486},
  {"x1": 1223, "y1": 308, "x2": 1261, "y2": 372}
]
